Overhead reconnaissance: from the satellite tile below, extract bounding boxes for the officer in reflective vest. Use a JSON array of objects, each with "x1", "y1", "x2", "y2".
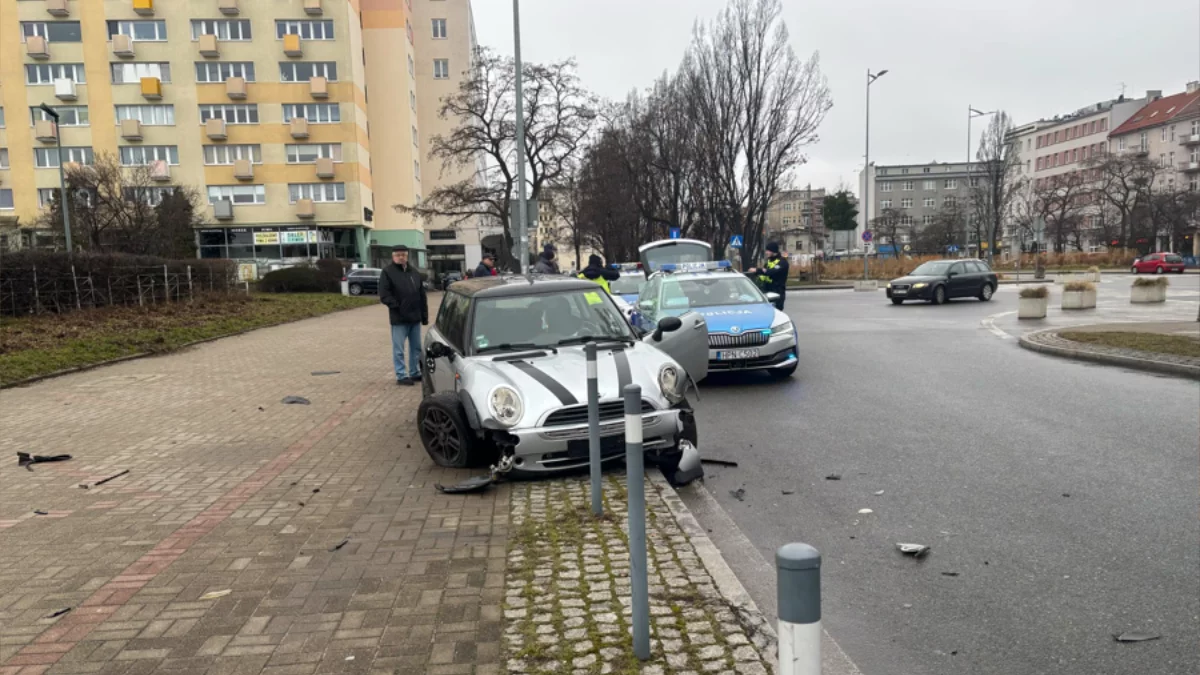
[
  {"x1": 578, "y1": 254, "x2": 620, "y2": 293},
  {"x1": 747, "y1": 241, "x2": 789, "y2": 310}
]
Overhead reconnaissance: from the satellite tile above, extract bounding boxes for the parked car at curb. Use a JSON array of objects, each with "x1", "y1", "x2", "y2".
[
  {"x1": 886, "y1": 259, "x2": 998, "y2": 305},
  {"x1": 342, "y1": 268, "x2": 382, "y2": 296},
  {"x1": 1131, "y1": 252, "x2": 1185, "y2": 274},
  {"x1": 418, "y1": 275, "x2": 709, "y2": 486}
]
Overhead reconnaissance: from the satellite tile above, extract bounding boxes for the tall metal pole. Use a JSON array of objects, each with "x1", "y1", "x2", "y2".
[
  {"x1": 863, "y1": 70, "x2": 870, "y2": 281},
  {"x1": 624, "y1": 384, "x2": 650, "y2": 660},
  {"x1": 41, "y1": 105, "x2": 74, "y2": 255},
  {"x1": 512, "y1": 0, "x2": 530, "y2": 275}
]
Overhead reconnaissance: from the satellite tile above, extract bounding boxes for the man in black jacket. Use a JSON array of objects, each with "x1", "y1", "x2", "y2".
[
  {"x1": 747, "y1": 241, "x2": 789, "y2": 310},
  {"x1": 577, "y1": 254, "x2": 620, "y2": 293},
  {"x1": 378, "y1": 245, "x2": 428, "y2": 386},
  {"x1": 473, "y1": 253, "x2": 498, "y2": 278},
  {"x1": 533, "y1": 244, "x2": 560, "y2": 275}
]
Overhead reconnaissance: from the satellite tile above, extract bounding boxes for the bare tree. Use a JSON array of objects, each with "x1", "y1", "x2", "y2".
[
  {"x1": 1085, "y1": 151, "x2": 1159, "y2": 249},
  {"x1": 871, "y1": 207, "x2": 909, "y2": 258},
  {"x1": 969, "y1": 112, "x2": 1020, "y2": 261},
  {"x1": 1030, "y1": 171, "x2": 1091, "y2": 252},
  {"x1": 576, "y1": 128, "x2": 644, "y2": 262},
  {"x1": 914, "y1": 202, "x2": 967, "y2": 254},
  {"x1": 395, "y1": 48, "x2": 597, "y2": 268},
  {"x1": 1147, "y1": 182, "x2": 1200, "y2": 252}
]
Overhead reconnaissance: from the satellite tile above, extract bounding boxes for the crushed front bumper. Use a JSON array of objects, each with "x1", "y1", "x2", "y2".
[{"x1": 506, "y1": 408, "x2": 683, "y2": 475}]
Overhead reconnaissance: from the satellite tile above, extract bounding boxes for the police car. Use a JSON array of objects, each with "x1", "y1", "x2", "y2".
[
  {"x1": 609, "y1": 263, "x2": 648, "y2": 305},
  {"x1": 632, "y1": 261, "x2": 798, "y2": 378}
]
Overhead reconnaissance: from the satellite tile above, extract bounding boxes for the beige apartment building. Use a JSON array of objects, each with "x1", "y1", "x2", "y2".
[
  {"x1": 0, "y1": 0, "x2": 477, "y2": 268},
  {"x1": 765, "y1": 187, "x2": 826, "y2": 254}
]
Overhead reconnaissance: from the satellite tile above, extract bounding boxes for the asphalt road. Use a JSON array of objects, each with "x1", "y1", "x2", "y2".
[{"x1": 684, "y1": 276, "x2": 1200, "y2": 675}]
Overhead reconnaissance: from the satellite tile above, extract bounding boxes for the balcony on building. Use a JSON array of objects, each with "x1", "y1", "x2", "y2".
[
  {"x1": 315, "y1": 157, "x2": 335, "y2": 179},
  {"x1": 45, "y1": 0, "x2": 69, "y2": 16},
  {"x1": 54, "y1": 78, "x2": 78, "y2": 101},
  {"x1": 140, "y1": 77, "x2": 162, "y2": 100},
  {"x1": 112, "y1": 34, "x2": 135, "y2": 58},
  {"x1": 225, "y1": 76, "x2": 247, "y2": 100},
  {"x1": 214, "y1": 199, "x2": 234, "y2": 220},
  {"x1": 296, "y1": 199, "x2": 316, "y2": 218},
  {"x1": 34, "y1": 120, "x2": 58, "y2": 143},
  {"x1": 1182, "y1": 132, "x2": 1200, "y2": 146},
  {"x1": 309, "y1": 76, "x2": 328, "y2": 99},
  {"x1": 199, "y1": 34, "x2": 219, "y2": 57},
  {"x1": 149, "y1": 160, "x2": 170, "y2": 181},
  {"x1": 289, "y1": 117, "x2": 309, "y2": 139},
  {"x1": 133, "y1": 0, "x2": 154, "y2": 16},
  {"x1": 1180, "y1": 160, "x2": 1200, "y2": 173},
  {"x1": 218, "y1": 0, "x2": 239, "y2": 15},
  {"x1": 120, "y1": 119, "x2": 143, "y2": 141},
  {"x1": 27, "y1": 35, "x2": 51, "y2": 59},
  {"x1": 304, "y1": 0, "x2": 323, "y2": 15},
  {"x1": 283, "y1": 33, "x2": 303, "y2": 57},
  {"x1": 233, "y1": 159, "x2": 254, "y2": 181},
  {"x1": 205, "y1": 118, "x2": 228, "y2": 140}
]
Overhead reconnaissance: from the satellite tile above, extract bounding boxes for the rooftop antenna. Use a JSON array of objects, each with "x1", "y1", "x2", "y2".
[{"x1": 1118, "y1": 82, "x2": 1127, "y2": 97}]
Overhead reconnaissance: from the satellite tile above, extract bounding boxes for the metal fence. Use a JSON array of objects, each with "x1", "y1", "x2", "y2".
[{"x1": 0, "y1": 263, "x2": 239, "y2": 316}]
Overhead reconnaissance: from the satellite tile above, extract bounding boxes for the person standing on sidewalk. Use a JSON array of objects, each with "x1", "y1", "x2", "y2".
[
  {"x1": 534, "y1": 244, "x2": 560, "y2": 275},
  {"x1": 474, "y1": 252, "x2": 499, "y2": 278},
  {"x1": 378, "y1": 245, "x2": 427, "y2": 386}
]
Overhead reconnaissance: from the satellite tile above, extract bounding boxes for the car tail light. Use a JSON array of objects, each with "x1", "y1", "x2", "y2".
[{"x1": 341, "y1": 276, "x2": 347, "y2": 281}]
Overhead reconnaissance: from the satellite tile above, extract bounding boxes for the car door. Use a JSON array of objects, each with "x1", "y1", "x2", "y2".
[
  {"x1": 363, "y1": 271, "x2": 381, "y2": 293},
  {"x1": 643, "y1": 311, "x2": 709, "y2": 384},
  {"x1": 946, "y1": 262, "x2": 969, "y2": 297},
  {"x1": 966, "y1": 261, "x2": 987, "y2": 293},
  {"x1": 427, "y1": 292, "x2": 467, "y2": 395}
]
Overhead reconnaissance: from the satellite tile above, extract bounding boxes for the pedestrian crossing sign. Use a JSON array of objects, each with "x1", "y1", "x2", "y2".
[{"x1": 729, "y1": 235, "x2": 743, "y2": 249}]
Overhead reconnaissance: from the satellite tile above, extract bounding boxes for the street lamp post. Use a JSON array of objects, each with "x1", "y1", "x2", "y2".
[
  {"x1": 967, "y1": 106, "x2": 995, "y2": 259},
  {"x1": 863, "y1": 69, "x2": 887, "y2": 280},
  {"x1": 512, "y1": 0, "x2": 530, "y2": 274},
  {"x1": 39, "y1": 103, "x2": 73, "y2": 254}
]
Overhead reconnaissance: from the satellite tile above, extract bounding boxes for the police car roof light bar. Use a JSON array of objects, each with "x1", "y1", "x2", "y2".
[{"x1": 658, "y1": 260, "x2": 734, "y2": 274}]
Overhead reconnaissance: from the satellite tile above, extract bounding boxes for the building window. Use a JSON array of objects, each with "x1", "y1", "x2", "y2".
[
  {"x1": 111, "y1": 62, "x2": 172, "y2": 84},
  {"x1": 25, "y1": 63, "x2": 86, "y2": 84},
  {"x1": 943, "y1": 179, "x2": 957, "y2": 189},
  {"x1": 285, "y1": 143, "x2": 341, "y2": 163},
  {"x1": 124, "y1": 186, "x2": 176, "y2": 206},
  {"x1": 208, "y1": 185, "x2": 266, "y2": 205},
  {"x1": 21, "y1": 21, "x2": 82, "y2": 42},
  {"x1": 119, "y1": 145, "x2": 179, "y2": 166},
  {"x1": 0, "y1": 189, "x2": 13, "y2": 210},
  {"x1": 0, "y1": 148, "x2": 8, "y2": 169},
  {"x1": 106, "y1": 20, "x2": 167, "y2": 41},
  {"x1": 34, "y1": 147, "x2": 94, "y2": 168},
  {"x1": 922, "y1": 215, "x2": 934, "y2": 226},
  {"x1": 276, "y1": 19, "x2": 335, "y2": 40},
  {"x1": 195, "y1": 62, "x2": 256, "y2": 83},
  {"x1": 433, "y1": 59, "x2": 450, "y2": 79},
  {"x1": 880, "y1": 199, "x2": 891, "y2": 209},
  {"x1": 204, "y1": 144, "x2": 262, "y2": 165},
  {"x1": 901, "y1": 181, "x2": 913, "y2": 191},
  {"x1": 901, "y1": 168, "x2": 909, "y2": 174},
  {"x1": 414, "y1": 159, "x2": 421, "y2": 179},
  {"x1": 923, "y1": 197, "x2": 935, "y2": 207},
  {"x1": 923, "y1": 180, "x2": 935, "y2": 190},
  {"x1": 412, "y1": 126, "x2": 419, "y2": 147},
  {"x1": 115, "y1": 104, "x2": 174, "y2": 125},
  {"x1": 288, "y1": 183, "x2": 345, "y2": 203},
  {"x1": 191, "y1": 19, "x2": 252, "y2": 40},
  {"x1": 279, "y1": 62, "x2": 338, "y2": 82},
  {"x1": 31, "y1": 105, "x2": 88, "y2": 126},
  {"x1": 199, "y1": 104, "x2": 259, "y2": 124},
  {"x1": 38, "y1": 188, "x2": 63, "y2": 208},
  {"x1": 432, "y1": 18, "x2": 447, "y2": 38},
  {"x1": 900, "y1": 198, "x2": 913, "y2": 208},
  {"x1": 410, "y1": 91, "x2": 417, "y2": 111},
  {"x1": 0, "y1": 108, "x2": 4, "y2": 127},
  {"x1": 408, "y1": 55, "x2": 415, "y2": 77},
  {"x1": 880, "y1": 182, "x2": 892, "y2": 192},
  {"x1": 943, "y1": 196, "x2": 956, "y2": 207},
  {"x1": 282, "y1": 103, "x2": 340, "y2": 123},
  {"x1": 922, "y1": 167, "x2": 931, "y2": 173}
]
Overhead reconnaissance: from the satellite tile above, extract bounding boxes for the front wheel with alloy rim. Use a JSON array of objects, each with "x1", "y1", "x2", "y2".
[
  {"x1": 1155, "y1": 266, "x2": 1164, "y2": 274},
  {"x1": 978, "y1": 283, "x2": 995, "y2": 301},
  {"x1": 932, "y1": 285, "x2": 947, "y2": 305},
  {"x1": 1131, "y1": 267, "x2": 1139, "y2": 274},
  {"x1": 417, "y1": 393, "x2": 477, "y2": 468},
  {"x1": 349, "y1": 283, "x2": 364, "y2": 296}
]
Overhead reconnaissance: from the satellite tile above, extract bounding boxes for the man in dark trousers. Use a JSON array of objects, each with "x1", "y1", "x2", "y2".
[
  {"x1": 748, "y1": 241, "x2": 789, "y2": 310},
  {"x1": 533, "y1": 243, "x2": 560, "y2": 275},
  {"x1": 378, "y1": 245, "x2": 428, "y2": 386},
  {"x1": 474, "y1": 252, "x2": 498, "y2": 278}
]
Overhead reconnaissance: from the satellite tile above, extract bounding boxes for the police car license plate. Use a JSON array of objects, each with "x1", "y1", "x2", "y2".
[{"x1": 717, "y1": 349, "x2": 759, "y2": 361}]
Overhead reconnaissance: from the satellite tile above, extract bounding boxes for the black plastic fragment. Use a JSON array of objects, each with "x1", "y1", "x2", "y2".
[{"x1": 435, "y1": 475, "x2": 495, "y2": 494}]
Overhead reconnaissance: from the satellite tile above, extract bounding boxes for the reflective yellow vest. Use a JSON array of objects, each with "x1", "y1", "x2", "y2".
[
  {"x1": 758, "y1": 257, "x2": 781, "y2": 286},
  {"x1": 578, "y1": 273, "x2": 611, "y2": 294}
]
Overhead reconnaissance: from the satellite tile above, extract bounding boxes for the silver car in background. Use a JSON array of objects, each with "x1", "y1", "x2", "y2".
[{"x1": 418, "y1": 276, "x2": 709, "y2": 485}]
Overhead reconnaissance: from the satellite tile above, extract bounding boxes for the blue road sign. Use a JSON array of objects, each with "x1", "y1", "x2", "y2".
[
  {"x1": 947, "y1": 244, "x2": 959, "y2": 253},
  {"x1": 669, "y1": 227, "x2": 681, "y2": 239},
  {"x1": 862, "y1": 230, "x2": 873, "y2": 243},
  {"x1": 729, "y1": 234, "x2": 744, "y2": 249}
]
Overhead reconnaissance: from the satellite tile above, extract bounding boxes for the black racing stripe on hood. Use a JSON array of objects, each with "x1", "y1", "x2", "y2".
[
  {"x1": 611, "y1": 349, "x2": 632, "y2": 391},
  {"x1": 509, "y1": 361, "x2": 578, "y2": 405}
]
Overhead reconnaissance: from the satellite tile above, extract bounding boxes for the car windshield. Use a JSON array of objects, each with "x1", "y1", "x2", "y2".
[
  {"x1": 610, "y1": 275, "x2": 646, "y2": 295},
  {"x1": 470, "y1": 289, "x2": 634, "y2": 352},
  {"x1": 910, "y1": 261, "x2": 954, "y2": 276},
  {"x1": 659, "y1": 275, "x2": 764, "y2": 310}
]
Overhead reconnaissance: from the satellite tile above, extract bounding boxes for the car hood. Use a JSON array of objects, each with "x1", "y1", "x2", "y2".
[
  {"x1": 462, "y1": 342, "x2": 675, "y2": 429},
  {"x1": 618, "y1": 293, "x2": 640, "y2": 304},
  {"x1": 666, "y1": 303, "x2": 777, "y2": 334},
  {"x1": 891, "y1": 274, "x2": 944, "y2": 285}
]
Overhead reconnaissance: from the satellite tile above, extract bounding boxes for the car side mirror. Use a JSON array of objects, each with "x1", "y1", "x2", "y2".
[
  {"x1": 766, "y1": 292, "x2": 780, "y2": 302},
  {"x1": 652, "y1": 316, "x2": 683, "y2": 342},
  {"x1": 427, "y1": 341, "x2": 453, "y2": 360}
]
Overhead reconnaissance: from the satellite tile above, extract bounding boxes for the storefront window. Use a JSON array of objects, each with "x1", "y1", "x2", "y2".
[
  {"x1": 228, "y1": 228, "x2": 254, "y2": 259},
  {"x1": 254, "y1": 228, "x2": 281, "y2": 259}
]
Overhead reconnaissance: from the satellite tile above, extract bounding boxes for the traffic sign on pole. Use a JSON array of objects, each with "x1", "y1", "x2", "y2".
[
  {"x1": 861, "y1": 231, "x2": 873, "y2": 243},
  {"x1": 729, "y1": 234, "x2": 744, "y2": 249},
  {"x1": 902, "y1": 244, "x2": 911, "y2": 252}
]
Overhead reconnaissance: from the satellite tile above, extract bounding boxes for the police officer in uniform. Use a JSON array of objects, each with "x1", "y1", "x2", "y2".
[
  {"x1": 578, "y1": 254, "x2": 620, "y2": 293},
  {"x1": 748, "y1": 241, "x2": 789, "y2": 310}
]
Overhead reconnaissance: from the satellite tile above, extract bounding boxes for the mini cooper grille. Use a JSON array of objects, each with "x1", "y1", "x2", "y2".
[{"x1": 544, "y1": 400, "x2": 655, "y2": 427}]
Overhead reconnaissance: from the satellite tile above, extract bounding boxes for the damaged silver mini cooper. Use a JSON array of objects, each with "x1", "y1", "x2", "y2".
[{"x1": 418, "y1": 276, "x2": 709, "y2": 485}]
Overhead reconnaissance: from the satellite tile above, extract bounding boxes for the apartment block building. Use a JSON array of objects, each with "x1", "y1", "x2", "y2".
[
  {"x1": 858, "y1": 161, "x2": 981, "y2": 252},
  {"x1": 0, "y1": 0, "x2": 477, "y2": 267},
  {"x1": 765, "y1": 187, "x2": 826, "y2": 254}
]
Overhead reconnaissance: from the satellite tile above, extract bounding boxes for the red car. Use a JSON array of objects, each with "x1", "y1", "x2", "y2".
[{"x1": 1131, "y1": 252, "x2": 1186, "y2": 274}]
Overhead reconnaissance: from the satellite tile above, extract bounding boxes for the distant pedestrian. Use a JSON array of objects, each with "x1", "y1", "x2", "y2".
[
  {"x1": 534, "y1": 244, "x2": 560, "y2": 275},
  {"x1": 378, "y1": 245, "x2": 428, "y2": 386},
  {"x1": 747, "y1": 241, "x2": 789, "y2": 310},
  {"x1": 474, "y1": 252, "x2": 498, "y2": 278},
  {"x1": 577, "y1": 254, "x2": 619, "y2": 293}
]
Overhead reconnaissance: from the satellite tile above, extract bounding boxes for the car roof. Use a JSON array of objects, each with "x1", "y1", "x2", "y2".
[{"x1": 448, "y1": 274, "x2": 601, "y2": 299}]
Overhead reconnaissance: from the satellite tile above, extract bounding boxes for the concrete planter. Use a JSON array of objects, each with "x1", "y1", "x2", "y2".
[
  {"x1": 1054, "y1": 273, "x2": 1088, "y2": 284},
  {"x1": 1018, "y1": 296, "x2": 1048, "y2": 319},
  {"x1": 1130, "y1": 285, "x2": 1167, "y2": 303},
  {"x1": 854, "y1": 280, "x2": 878, "y2": 292},
  {"x1": 1061, "y1": 289, "x2": 1097, "y2": 310},
  {"x1": 1087, "y1": 271, "x2": 1102, "y2": 282}
]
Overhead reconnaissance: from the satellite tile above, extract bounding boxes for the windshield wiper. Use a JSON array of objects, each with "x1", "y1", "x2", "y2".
[
  {"x1": 477, "y1": 342, "x2": 555, "y2": 354},
  {"x1": 555, "y1": 335, "x2": 634, "y2": 347}
]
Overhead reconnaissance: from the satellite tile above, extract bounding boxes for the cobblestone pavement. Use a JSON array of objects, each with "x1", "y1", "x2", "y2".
[
  {"x1": 504, "y1": 476, "x2": 773, "y2": 675},
  {"x1": 0, "y1": 302, "x2": 508, "y2": 675},
  {"x1": 1020, "y1": 325, "x2": 1200, "y2": 378}
]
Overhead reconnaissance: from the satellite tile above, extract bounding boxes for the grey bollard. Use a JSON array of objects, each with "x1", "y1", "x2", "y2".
[
  {"x1": 624, "y1": 384, "x2": 650, "y2": 660},
  {"x1": 777, "y1": 543, "x2": 821, "y2": 675},
  {"x1": 585, "y1": 341, "x2": 602, "y2": 516}
]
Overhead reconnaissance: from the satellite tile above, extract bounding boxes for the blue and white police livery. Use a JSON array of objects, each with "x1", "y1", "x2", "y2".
[
  {"x1": 609, "y1": 263, "x2": 647, "y2": 305},
  {"x1": 632, "y1": 261, "x2": 798, "y2": 378}
]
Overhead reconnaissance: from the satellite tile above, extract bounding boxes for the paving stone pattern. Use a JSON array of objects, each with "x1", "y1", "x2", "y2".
[
  {"x1": 504, "y1": 477, "x2": 772, "y2": 675},
  {"x1": 0, "y1": 303, "x2": 507, "y2": 675}
]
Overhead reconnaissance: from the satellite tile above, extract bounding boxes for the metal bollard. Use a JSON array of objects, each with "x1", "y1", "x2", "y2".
[
  {"x1": 777, "y1": 543, "x2": 821, "y2": 675},
  {"x1": 585, "y1": 341, "x2": 602, "y2": 516},
  {"x1": 624, "y1": 384, "x2": 650, "y2": 660}
]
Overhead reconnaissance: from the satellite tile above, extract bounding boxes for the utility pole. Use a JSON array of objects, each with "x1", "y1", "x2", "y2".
[
  {"x1": 864, "y1": 69, "x2": 888, "y2": 280},
  {"x1": 39, "y1": 103, "x2": 72, "y2": 253},
  {"x1": 512, "y1": 0, "x2": 530, "y2": 274},
  {"x1": 968, "y1": 106, "x2": 996, "y2": 260}
]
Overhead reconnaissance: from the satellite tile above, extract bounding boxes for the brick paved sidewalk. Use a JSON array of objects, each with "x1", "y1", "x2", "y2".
[{"x1": 0, "y1": 303, "x2": 507, "y2": 675}]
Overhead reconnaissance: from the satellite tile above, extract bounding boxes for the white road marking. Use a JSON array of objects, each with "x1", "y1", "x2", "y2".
[{"x1": 981, "y1": 311, "x2": 1017, "y2": 340}]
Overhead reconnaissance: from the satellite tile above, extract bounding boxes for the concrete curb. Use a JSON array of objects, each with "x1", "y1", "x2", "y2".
[{"x1": 1018, "y1": 328, "x2": 1200, "y2": 380}]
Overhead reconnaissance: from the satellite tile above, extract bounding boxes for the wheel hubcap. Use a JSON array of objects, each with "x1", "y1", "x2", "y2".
[{"x1": 422, "y1": 409, "x2": 462, "y2": 463}]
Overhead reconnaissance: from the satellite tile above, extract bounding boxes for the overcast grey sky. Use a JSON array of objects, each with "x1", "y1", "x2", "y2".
[{"x1": 471, "y1": 0, "x2": 1200, "y2": 192}]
